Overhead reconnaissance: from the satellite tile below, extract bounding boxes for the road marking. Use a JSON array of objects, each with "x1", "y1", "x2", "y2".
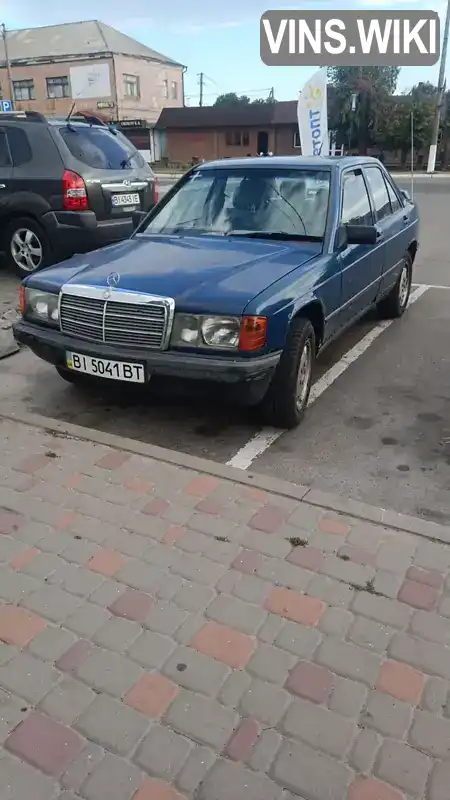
[
  {"x1": 227, "y1": 284, "x2": 429, "y2": 470},
  {"x1": 413, "y1": 283, "x2": 450, "y2": 291}
]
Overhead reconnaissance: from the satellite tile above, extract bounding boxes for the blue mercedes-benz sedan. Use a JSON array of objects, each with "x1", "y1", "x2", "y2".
[{"x1": 13, "y1": 155, "x2": 419, "y2": 429}]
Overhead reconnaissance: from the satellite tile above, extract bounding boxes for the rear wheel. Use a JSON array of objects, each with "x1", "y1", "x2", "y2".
[
  {"x1": 4, "y1": 216, "x2": 52, "y2": 278},
  {"x1": 258, "y1": 316, "x2": 315, "y2": 429},
  {"x1": 377, "y1": 253, "x2": 412, "y2": 319}
]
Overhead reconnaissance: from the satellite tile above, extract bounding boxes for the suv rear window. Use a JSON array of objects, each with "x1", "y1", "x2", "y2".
[{"x1": 58, "y1": 125, "x2": 145, "y2": 170}]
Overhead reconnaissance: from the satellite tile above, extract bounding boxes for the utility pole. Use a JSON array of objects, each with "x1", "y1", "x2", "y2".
[
  {"x1": 1, "y1": 23, "x2": 14, "y2": 106},
  {"x1": 427, "y1": 0, "x2": 450, "y2": 173},
  {"x1": 198, "y1": 73, "x2": 204, "y2": 107}
]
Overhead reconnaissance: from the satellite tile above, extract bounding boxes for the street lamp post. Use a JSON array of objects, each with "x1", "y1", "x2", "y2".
[
  {"x1": 427, "y1": 0, "x2": 450, "y2": 173},
  {"x1": 1, "y1": 23, "x2": 14, "y2": 106}
]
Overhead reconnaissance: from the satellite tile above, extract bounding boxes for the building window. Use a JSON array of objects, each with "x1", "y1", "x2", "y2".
[
  {"x1": 0, "y1": 85, "x2": 3, "y2": 100},
  {"x1": 123, "y1": 74, "x2": 140, "y2": 99},
  {"x1": 163, "y1": 79, "x2": 168, "y2": 99},
  {"x1": 13, "y1": 79, "x2": 35, "y2": 101},
  {"x1": 46, "y1": 76, "x2": 70, "y2": 99},
  {"x1": 171, "y1": 81, "x2": 177, "y2": 100},
  {"x1": 225, "y1": 130, "x2": 249, "y2": 147},
  {"x1": 293, "y1": 130, "x2": 301, "y2": 148}
]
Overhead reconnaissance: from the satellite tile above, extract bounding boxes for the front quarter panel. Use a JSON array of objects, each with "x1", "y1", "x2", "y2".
[{"x1": 244, "y1": 253, "x2": 341, "y2": 352}]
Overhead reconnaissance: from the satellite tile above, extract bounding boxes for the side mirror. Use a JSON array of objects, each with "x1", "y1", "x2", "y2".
[
  {"x1": 131, "y1": 210, "x2": 147, "y2": 231},
  {"x1": 400, "y1": 188, "x2": 411, "y2": 203},
  {"x1": 345, "y1": 224, "x2": 377, "y2": 246}
]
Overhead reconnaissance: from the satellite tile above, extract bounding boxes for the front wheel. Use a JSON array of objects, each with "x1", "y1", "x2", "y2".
[
  {"x1": 377, "y1": 253, "x2": 412, "y2": 319},
  {"x1": 258, "y1": 316, "x2": 315, "y2": 429}
]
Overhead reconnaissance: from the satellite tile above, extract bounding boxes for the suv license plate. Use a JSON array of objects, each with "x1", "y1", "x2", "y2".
[
  {"x1": 66, "y1": 352, "x2": 146, "y2": 383},
  {"x1": 112, "y1": 193, "x2": 140, "y2": 206}
]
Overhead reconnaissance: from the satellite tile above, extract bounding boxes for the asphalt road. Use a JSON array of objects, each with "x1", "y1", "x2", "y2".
[{"x1": 1, "y1": 175, "x2": 449, "y2": 523}]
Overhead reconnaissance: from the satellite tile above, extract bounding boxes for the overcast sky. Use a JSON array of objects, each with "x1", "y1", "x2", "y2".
[{"x1": 1, "y1": 0, "x2": 447, "y2": 102}]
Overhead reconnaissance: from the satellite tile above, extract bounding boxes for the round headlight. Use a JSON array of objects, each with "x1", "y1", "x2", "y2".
[
  {"x1": 35, "y1": 299, "x2": 49, "y2": 317},
  {"x1": 179, "y1": 317, "x2": 199, "y2": 344},
  {"x1": 202, "y1": 317, "x2": 240, "y2": 348}
]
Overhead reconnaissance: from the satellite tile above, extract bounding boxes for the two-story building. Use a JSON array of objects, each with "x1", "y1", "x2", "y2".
[{"x1": 0, "y1": 20, "x2": 185, "y2": 161}]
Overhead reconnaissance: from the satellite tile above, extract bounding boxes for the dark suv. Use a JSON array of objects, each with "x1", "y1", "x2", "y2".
[{"x1": 0, "y1": 111, "x2": 158, "y2": 277}]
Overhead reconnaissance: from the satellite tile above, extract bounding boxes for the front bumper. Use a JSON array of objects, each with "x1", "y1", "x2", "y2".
[{"x1": 13, "y1": 320, "x2": 281, "y2": 401}]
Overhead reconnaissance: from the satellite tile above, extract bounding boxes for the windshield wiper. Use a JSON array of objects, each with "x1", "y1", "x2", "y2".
[{"x1": 225, "y1": 231, "x2": 321, "y2": 242}]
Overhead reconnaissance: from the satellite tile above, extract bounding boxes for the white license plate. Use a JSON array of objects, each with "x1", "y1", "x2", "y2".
[
  {"x1": 66, "y1": 352, "x2": 145, "y2": 383},
  {"x1": 111, "y1": 193, "x2": 140, "y2": 207}
]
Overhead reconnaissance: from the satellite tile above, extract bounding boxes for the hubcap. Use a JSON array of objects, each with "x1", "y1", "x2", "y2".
[
  {"x1": 296, "y1": 339, "x2": 312, "y2": 410},
  {"x1": 11, "y1": 228, "x2": 43, "y2": 272},
  {"x1": 398, "y1": 263, "x2": 410, "y2": 307}
]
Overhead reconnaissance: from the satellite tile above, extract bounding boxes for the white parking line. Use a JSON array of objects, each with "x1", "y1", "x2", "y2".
[
  {"x1": 227, "y1": 284, "x2": 430, "y2": 470},
  {"x1": 413, "y1": 283, "x2": 450, "y2": 291}
]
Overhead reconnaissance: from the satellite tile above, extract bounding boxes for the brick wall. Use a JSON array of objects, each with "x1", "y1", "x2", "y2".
[
  {"x1": 0, "y1": 56, "x2": 184, "y2": 126},
  {"x1": 165, "y1": 127, "x2": 277, "y2": 165},
  {"x1": 274, "y1": 125, "x2": 300, "y2": 157},
  {"x1": 114, "y1": 55, "x2": 183, "y2": 126}
]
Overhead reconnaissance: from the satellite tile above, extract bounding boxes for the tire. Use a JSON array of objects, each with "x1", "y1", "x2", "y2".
[
  {"x1": 4, "y1": 216, "x2": 52, "y2": 278},
  {"x1": 377, "y1": 253, "x2": 412, "y2": 319},
  {"x1": 258, "y1": 316, "x2": 315, "y2": 429}
]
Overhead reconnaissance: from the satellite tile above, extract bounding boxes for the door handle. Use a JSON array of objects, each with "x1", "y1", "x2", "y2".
[
  {"x1": 0, "y1": 184, "x2": 6, "y2": 189},
  {"x1": 376, "y1": 228, "x2": 383, "y2": 240},
  {"x1": 402, "y1": 215, "x2": 409, "y2": 224}
]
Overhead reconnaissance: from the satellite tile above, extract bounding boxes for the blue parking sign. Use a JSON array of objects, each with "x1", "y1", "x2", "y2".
[{"x1": 1, "y1": 100, "x2": 13, "y2": 112}]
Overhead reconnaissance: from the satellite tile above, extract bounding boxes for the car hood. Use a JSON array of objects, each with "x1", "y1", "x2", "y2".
[{"x1": 31, "y1": 234, "x2": 322, "y2": 315}]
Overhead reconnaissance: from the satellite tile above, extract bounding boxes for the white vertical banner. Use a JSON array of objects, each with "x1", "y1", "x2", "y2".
[{"x1": 297, "y1": 68, "x2": 329, "y2": 156}]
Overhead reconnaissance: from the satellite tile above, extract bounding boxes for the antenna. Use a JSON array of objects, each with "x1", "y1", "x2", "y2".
[{"x1": 66, "y1": 101, "x2": 76, "y2": 122}]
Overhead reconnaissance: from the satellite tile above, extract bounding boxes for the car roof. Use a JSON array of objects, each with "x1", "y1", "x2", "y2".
[
  {"x1": 199, "y1": 155, "x2": 382, "y2": 172},
  {"x1": 46, "y1": 118, "x2": 110, "y2": 129}
]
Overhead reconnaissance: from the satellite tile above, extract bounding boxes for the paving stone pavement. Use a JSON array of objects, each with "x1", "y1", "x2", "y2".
[{"x1": 2, "y1": 417, "x2": 450, "y2": 799}]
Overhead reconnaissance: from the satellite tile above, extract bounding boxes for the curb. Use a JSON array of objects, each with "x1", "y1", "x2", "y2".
[{"x1": 1, "y1": 407, "x2": 449, "y2": 546}]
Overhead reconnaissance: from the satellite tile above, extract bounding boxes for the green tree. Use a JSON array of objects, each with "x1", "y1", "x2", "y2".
[
  {"x1": 327, "y1": 67, "x2": 400, "y2": 153},
  {"x1": 378, "y1": 86, "x2": 434, "y2": 165},
  {"x1": 214, "y1": 93, "x2": 251, "y2": 106},
  {"x1": 214, "y1": 93, "x2": 274, "y2": 106}
]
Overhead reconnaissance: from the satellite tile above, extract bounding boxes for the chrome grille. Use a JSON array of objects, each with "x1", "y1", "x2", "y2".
[{"x1": 59, "y1": 290, "x2": 172, "y2": 350}]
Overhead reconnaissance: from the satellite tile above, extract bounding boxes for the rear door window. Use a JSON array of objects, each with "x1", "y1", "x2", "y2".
[
  {"x1": 6, "y1": 126, "x2": 32, "y2": 166},
  {"x1": 0, "y1": 130, "x2": 11, "y2": 167},
  {"x1": 384, "y1": 177, "x2": 401, "y2": 213},
  {"x1": 58, "y1": 126, "x2": 145, "y2": 170},
  {"x1": 364, "y1": 167, "x2": 392, "y2": 221}
]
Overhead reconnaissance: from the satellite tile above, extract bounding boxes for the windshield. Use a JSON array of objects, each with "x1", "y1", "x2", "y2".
[
  {"x1": 141, "y1": 167, "x2": 331, "y2": 240},
  {"x1": 59, "y1": 126, "x2": 146, "y2": 170}
]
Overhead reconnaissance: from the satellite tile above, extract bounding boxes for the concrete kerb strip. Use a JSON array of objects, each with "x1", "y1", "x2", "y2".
[{"x1": 1, "y1": 407, "x2": 449, "y2": 546}]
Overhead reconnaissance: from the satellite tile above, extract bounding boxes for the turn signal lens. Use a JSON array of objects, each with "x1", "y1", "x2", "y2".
[
  {"x1": 239, "y1": 316, "x2": 267, "y2": 351},
  {"x1": 18, "y1": 285, "x2": 25, "y2": 316}
]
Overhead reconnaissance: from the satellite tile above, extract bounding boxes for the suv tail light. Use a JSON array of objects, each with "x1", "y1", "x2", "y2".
[
  {"x1": 152, "y1": 177, "x2": 159, "y2": 205},
  {"x1": 63, "y1": 170, "x2": 88, "y2": 211}
]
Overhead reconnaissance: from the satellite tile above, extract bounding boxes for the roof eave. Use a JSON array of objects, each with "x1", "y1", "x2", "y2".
[{"x1": 0, "y1": 51, "x2": 185, "y2": 69}]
